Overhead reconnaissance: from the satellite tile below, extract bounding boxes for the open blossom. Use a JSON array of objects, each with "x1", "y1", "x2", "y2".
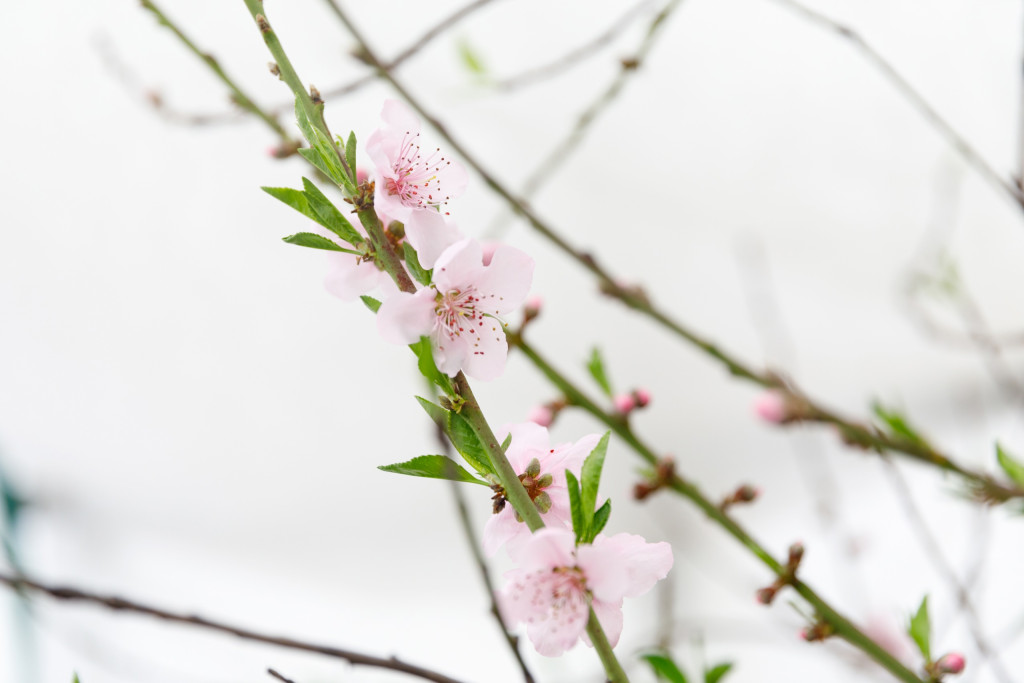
[
  {"x1": 483, "y1": 423, "x2": 599, "y2": 557},
  {"x1": 376, "y1": 238, "x2": 533, "y2": 380},
  {"x1": 366, "y1": 99, "x2": 466, "y2": 268},
  {"x1": 499, "y1": 527, "x2": 673, "y2": 656}
]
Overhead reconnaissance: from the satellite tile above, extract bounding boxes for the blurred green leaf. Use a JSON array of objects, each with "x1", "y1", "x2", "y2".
[
  {"x1": 586, "y1": 347, "x2": 613, "y2": 397},
  {"x1": 410, "y1": 337, "x2": 455, "y2": 396},
  {"x1": 640, "y1": 652, "x2": 688, "y2": 683},
  {"x1": 705, "y1": 663, "x2": 733, "y2": 683},
  {"x1": 379, "y1": 455, "x2": 487, "y2": 485},
  {"x1": 908, "y1": 595, "x2": 931, "y2": 662},
  {"x1": 996, "y1": 443, "x2": 1024, "y2": 489},
  {"x1": 360, "y1": 295, "x2": 382, "y2": 313},
  {"x1": 457, "y1": 39, "x2": 488, "y2": 77},
  {"x1": 345, "y1": 131, "x2": 358, "y2": 184},
  {"x1": 403, "y1": 242, "x2": 432, "y2": 286},
  {"x1": 871, "y1": 401, "x2": 931, "y2": 449}
]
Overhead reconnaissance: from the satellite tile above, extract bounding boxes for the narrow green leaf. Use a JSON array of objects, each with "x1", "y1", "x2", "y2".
[
  {"x1": 309, "y1": 126, "x2": 350, "y2": 190},
  {"x1": 872, "y1": 401, "x2": 931, "y2": 449},
  {"x1": 589, "y1": 498, "x2": 611, "y2": 541},
  {"x1": 360, "y1": 295, "x2": 382, "y2": 313},
  {"x1": 586, "y1": 348, "x2": 613, "y2": 397},
  {"x1": 500, "y1": 433, "x2": 512, "y2": 453},
  {"x1": 410, "y1": 337, "x2": 455, "y2": 395},
  {"x1": 580, "y1": 432, "x2": 611, "y2": 526},
  {"x1": 565, "y1": 470, "x2": 585, "y2": 543},
  {"x1": 262, "y1": 186, "x2": 313, "y2": 217},
  {"x1": 403, "y1": 242, "x2": 432, "y2": 286},
  {"x1": 457, "y1": 39, "x2": 488, "y2": 76},
  {"x1": 298, "y1": 147, "x2": 339, "y2": 185},
  {"x1": 415, "y1": 396, "x2": 446, "y2": 424},
  {"x1": 294, "y1": 97, "x2": 315, "y2": 143},
  {"x1": 282, "y1": 233, "x2": 355, "y2": 252},
  {"x1": 996, "y1": 443, "x2": 1024, "y2": 489},
  {"x1": 379, "y1": 455, "x2": 488, "y2": 485},
  {"x1": 640, "y1": 653, "x2": 688, "y2": 683},
  {"x1": 301, "y1": 177, "x2": 362, "y2": 245},
  {"x1": 908, "y1": 595, "x2": 931, "y2": 661},
  {"x1": 447, "y1": 411, "x2": 494, "y2": 476},
  {"x1": 704, "y1": 663, "x2": 733, "y2": 683},
  {"x1": 345, "y1": 131, "x2": 358, "y2": 184}
]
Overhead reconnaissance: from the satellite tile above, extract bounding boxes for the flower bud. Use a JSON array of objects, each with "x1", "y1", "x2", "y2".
[
  {"x1": 524, "y1": 458, "x2": 541, "y2": 479},
  {"x1": 527, "y1": 404, "x2": 553, "y2": 427},
  {"x1": 756, "y1": 586, "x2": 777, "y2": 605},
  {"x1": 936, "y1": 653, "x2": 966, "y2": 675},
  {"x1": 633, "y1": 388, "x2": 651, "y2": 407},
  {"x1": 356, "y1": 166, "x2": 369, "y2": 185},
  {"x1": 614, "y1": 393, "x2": 636, "y2": 414},
  {"x1": 522, "y1": 295, "x2": 543, "y2": 324},
  {"x1": 533, "y1": 491, "x2": 552, "y2": 514},
  {"x1": 754, "y1": 391, "x2": 787, "y2": 423}
]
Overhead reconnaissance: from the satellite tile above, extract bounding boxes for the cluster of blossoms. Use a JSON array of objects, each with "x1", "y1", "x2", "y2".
[
  {"x1": 327, "y1": 99, "x2": 533, "y2": 381},
  {"x1": 331, "y1": 101, "x2": 673, "y2": 657},
  {"x1": 487, "y1": 423, "x2": 674, "y2": 656}
]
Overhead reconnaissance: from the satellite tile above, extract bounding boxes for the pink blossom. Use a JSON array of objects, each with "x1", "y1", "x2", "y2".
[
  {"x1": 499, "y1": 527, "x2": 673, "y2": 656},
  {"x1": 527, "y1": 405, "x2": 554, "y2": 427},
  {"x1": 323, "y1": 213, "x2": 398, "y2": 301},
  {"x1": 366, "y1": 99, "x2": 467, "y2": 268},
  {"x1": 376, "y1": 239, "x2": 533, "y2": 380},
  {"x1": 753, "y1": 391, "x2": 786, "y2": 423},
  {"x1": 483, "y1": 423, "x2": 599, "y2": 557},
  {"x1": 613, "y1": 394, "x2": 635, "y2": 414},
  {"x1": 936, "y1": 653, "x2": 966, "y2": 675}
]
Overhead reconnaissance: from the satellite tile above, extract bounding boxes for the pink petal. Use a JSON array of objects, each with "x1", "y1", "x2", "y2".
[
  {"x1": 576, "y1": 542, "x2": 631, "y2": 603},
  {"x1": 474, "y1": 244, "x2": 535, "y2": 316},
  {"x1": 380, "y1": 99, "x2": 421, "y2": 135},
  {"x1": 376, "y1": 289, "x2": 436, "y2": 344},
  {"x1": 516, "y1": 527, "x2": 576, "y2": 572},
  {"x1": 431, "y1": 239, "x2": 485, "y2": 291},
  {"x1": 431, "y1": 326, "x2": 469, "y2": 377},
  {"x1": 324, "y1": 252, "x2": 381, "y2": 301},
  {"x1": 580, "y1": 598, "x2": 624, "y2": 649},
  {"x1": 461, "y1": 323, "x2": 508, "y2": 381},
  {"x1": 501, "y1": 422, "x2": 553, "y2": 470},
  {"x1": 525, "y1": 587, "x2": 589, "y2": 657},
  {"x1": 404, "y1": 210, "x2": 463, "y2": 269},
  {"x1": 590, "y1": 533, "x2": 674, "y2": 599},
  {"x1": 482, "y1": 508, "x2": 528, "y2": 558}
]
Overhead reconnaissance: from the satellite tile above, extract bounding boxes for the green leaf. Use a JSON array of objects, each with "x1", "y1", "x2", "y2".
[
  {"x1": 262, "y1": 186, "x2": 313, "y2": 217},
  {"x1": 282, "y1": 233, "x2": 357, "y2": 252},
  {"x1": 908, "y1": 595, "x2": 931, "y2": 662},
  {"x1": 704, "y1": 663, "x2": 733, "y2": 683},
  {"x1": 640, "y1": 652, "x2": 689, "y2": 683},
  {"x1": 996, "y1": 443, "x2": 1024, "y2": 489},
  {"x1": 457, "y1": 39, "x2": 488, "y2": 76},
  {"x1": 379, "y1": 455, "x2": 487, "y2": 485},
  {"x1": 410, "y1": 337, "x2": 455, "y2": 395},
  {"x1": 345, "y1": 131, "x2": 358, "y2": 184},
  {"x1": 360, "y1": 295, "x2": 382, "y2": 313},
  {"x1": 580, "y1": 432, "x2": 611, "y2": 526},
  {"x1": 301, "y1": 177, "x2": 363, "y2": 245},
  {"x1": 871, "y1": 401, "x2": 931, "y2": 449},
  {"x1": 298, "y1": 147, "x2": 339, "y2": 186},
  {"x1": 416, "y1": 396, "x2": 447, "y2": 424},
  {"x1": 586, "y1": 348, "x2": 613, "y2": 397},
  {"x1": 589, "y1": 498, "x2": 611, "y2": 541},
  {"x1": 403, "y1": 242, "x2": 432, "y2": 286},
  {"x1": 447, "y1": 411, "x2": 494, "y2": 477},
  {"x1": 500, "y1": 433, "x2": 512, "y2": 452},
  {"x1": 565, "y1": 469, "x2": 585, "y2": 543}
]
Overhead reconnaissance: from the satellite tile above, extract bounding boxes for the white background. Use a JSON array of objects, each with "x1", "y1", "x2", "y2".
[{"x1": 1, "y1": 0, "x2": 1023, "y2": 682}]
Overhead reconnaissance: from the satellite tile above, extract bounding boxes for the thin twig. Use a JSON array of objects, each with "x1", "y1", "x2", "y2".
[
  {"x1": 509, "y1": 333, "x2": 928, "y2": 683},
  {"x1": 138, "y1": 0, "x2": 297, "y2": 149},
  {"x1": 767, "y1": 0, "x2": 1024, "y2": 212},
  {"x1": 489, "y1": 0, "x2": 655, "y2": 91},
  {"x1": 320, "y1": 0, "x2": 1024, "y2": 504},
  {"x1": 0, "y1": 573, "x2": 467, "y2": 683},
  {"x1": 880, "y1": 457, "x2": 1014, "y2": 683},
  {"x1": 267, "y1": 669, "x2": 297, "y2": 683}
]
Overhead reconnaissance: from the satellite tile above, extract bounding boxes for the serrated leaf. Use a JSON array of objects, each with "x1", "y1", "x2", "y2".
[
  {"x1": 403, "y1": 242, "x2": 432, "y2": 286},
  {"x1": 447, "y1": 411, "x2": 494, "y2": 477},
  {"x1": 345, "y1": 131, "x2": 358, "y2": 184},
  {"x1": 581, "y1": 432, "x2": 611, "y2": 527},
  {"x1": 704, "y1": 663, "x2": 733, "y2": 683},
  {"x1": 640, "y1": 653, "x2": 688, "y2": 683},
  {"x1": 309, "y1": 126, "x2": 352, "y2": 190},
  {"x1": 282, "y1": 233, "x2": 357, "y2": 252},
  {"x1": 908, "y1": 595, "x2": 931, "y2": 661},
  {"x1": 379, "y1": 455, "x2": 487, "y2": 485},
  {"x1": 586, "y1": 348, "x2": 613, "y2": 397},
  {"x1": 457, "y1": 39, "x2": 488, "y2": 76},
  {"x1": 410, "y1": 337, "x2": 455, "y2": 395},
  {"x1": 566, "y1": 469, "x2": 585, "y2": 543},
  {"x1": 294, "y1": 97, "x2": 315, "y2": 143},
  {"x1": 996, "y1": 443, "x2": 1024, "y2": 489},
  {"x1": 589, "y1": 498, "x2": 611, "y2": 541},
  {"x1": 360, "y1": 295, "x2": 382, "y2": 313},
  {"x1": 301, "y1": 177, "x2": 363, "y2": 245}
]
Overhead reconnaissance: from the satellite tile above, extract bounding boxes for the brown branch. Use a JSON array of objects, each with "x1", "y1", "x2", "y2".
[
  {"x1": 767, "y1": 0, "x2": 1024, "y2": 212},
  {"x1": 0, "y1": 573, "x2": 467, "y2": 683},
  {"x1": 489, "y1": 0, "x2": 655, "y2": 91},
  {"x1": 267, "y1": 669, "x2": 297, "y2": 683},
  {"x1": 321, "y1": 0, "x2": 1024, "y2": 504}
]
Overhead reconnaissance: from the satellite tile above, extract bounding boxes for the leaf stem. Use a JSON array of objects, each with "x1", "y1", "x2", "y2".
[{"x1": 511, "y1": 333, "x2": 926, "y2": 683}]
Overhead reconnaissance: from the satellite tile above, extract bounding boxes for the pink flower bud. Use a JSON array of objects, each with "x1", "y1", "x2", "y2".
[
  {"x1": 634, "y1": 388, "x2": 651, "y2": 407},
  {"x1": 356, "y1": 166, "x2": 369, "y2": 185},
  {"x1": 527, "y1": 405, "x2": 554, "y2": 427},
  {"x1": 753, "y1": 391, "x2": 787, "y2": 423},
  {"x1": 936, "y1": 653, "x2": 966, "y2": 675},
  {"x1": 524, "y1": 295, "x2": 543, "y2": 316},
  {"x1": 613, "y1": 393, "x2": 636, "y2": 414}
]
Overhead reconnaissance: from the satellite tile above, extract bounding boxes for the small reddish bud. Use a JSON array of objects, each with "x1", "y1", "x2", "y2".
[
  {"x1": 756, "y1": 586, "x2": 777, "y2": 605},
  {"x1": 614, "y1": 393, "x2": 636, "y2": 414},
  {"x1": 524, "y1": 295, "x2": 543, "y2": 318},
  {"x1": 936, "y1": 653, "x2": 966, "y2": 675},
  {"x1": 754, "y1": 391, "x2": 787, "y2": 423},
  {"x1": 787, "y1": 542, "x2": 805, "y2": 568},
  {"x1": 736, "y1": 484, "x2": 759, "y2": 502},
  {"x1": 527, "y1": 404, "x2": 554, "y2": 427},
  {"x1": 633, "y1": 387, "x2": 651, "y2": 407},
  {"x1": 356, "y1": 167, "x2": 369, "y2": 185}
]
